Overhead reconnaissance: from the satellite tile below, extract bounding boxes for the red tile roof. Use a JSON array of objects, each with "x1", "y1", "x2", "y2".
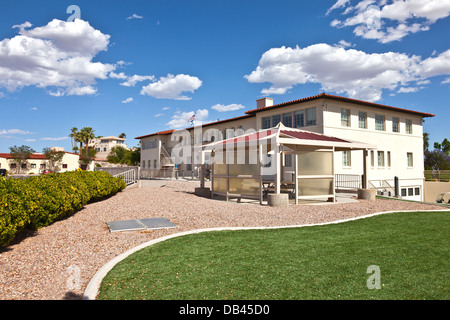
[
  {"x1": 245, "y1": 93, "x2": 435, "y2": 118},
  {"x1": 134, "y1": 115, "x2": 253, "y2": 140},
  {"x1": 0, "y1": 152, "x2": 78, "y2": 159},
  {"x1": 134, "y1": 93, "x2": 435, "y2": 140},
  {"x1": 135, "y1": 130, "x2": 175, "y2": 140}
]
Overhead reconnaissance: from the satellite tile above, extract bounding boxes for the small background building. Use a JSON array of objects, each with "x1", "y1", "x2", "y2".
[{"x1": 0, "y1": 147, "x2": 86, "y2": 174}]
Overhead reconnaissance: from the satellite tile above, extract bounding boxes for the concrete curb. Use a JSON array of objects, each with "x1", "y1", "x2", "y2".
[{"x1": 82, "y1": 209, "x2": 450, "y2": 300}]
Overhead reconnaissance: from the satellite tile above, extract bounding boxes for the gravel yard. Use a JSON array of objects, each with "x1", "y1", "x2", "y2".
[{"x1": 0, "y1": 180, "x2": 446, "y2": 300}]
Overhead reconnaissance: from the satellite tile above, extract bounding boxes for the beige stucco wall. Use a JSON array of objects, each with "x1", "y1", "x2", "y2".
[{"x1": 424, "y1": 181, "x2": 450, "y2": 203}]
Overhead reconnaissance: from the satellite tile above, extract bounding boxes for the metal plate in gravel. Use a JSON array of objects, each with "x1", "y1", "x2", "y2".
[
  {"x1": 139, "y1": 218, "x2": 177, "y2": 230},
  {"x1": 107, "y1": 219, "x2": 145, "y2": 232},
  {"x1": 107, "y1": 218, "x2": 176, "y2": 232}
]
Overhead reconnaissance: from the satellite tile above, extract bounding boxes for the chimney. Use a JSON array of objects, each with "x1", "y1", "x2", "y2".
[{"x1": 256, "y1": 97, "x2": 274, "y2": 109}]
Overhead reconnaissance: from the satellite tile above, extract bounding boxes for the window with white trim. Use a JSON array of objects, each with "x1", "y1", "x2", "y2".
[
  {"x1": 407, "y1": 152, "x2": 413, "y2": 167},
  {"x1": 341, "y1": 109, "x2": 351, "y2": 127},
  {"x1": 342, "y1": 151, "x2": 351, "y2": 167}
]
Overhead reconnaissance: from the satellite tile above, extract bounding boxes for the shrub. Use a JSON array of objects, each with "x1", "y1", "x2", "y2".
[{"x1": 0, "y1": 171, "x2": 126, "y2": 247}]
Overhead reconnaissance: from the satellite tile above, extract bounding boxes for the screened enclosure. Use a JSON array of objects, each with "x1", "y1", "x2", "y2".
[{"x1": 204, "y1": 124, "x2": 375, "y2": 205}]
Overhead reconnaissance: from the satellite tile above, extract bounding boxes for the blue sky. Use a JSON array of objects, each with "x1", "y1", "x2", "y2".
[{"x1": 0, "y1": 0, "x2": 449, "y2": 153}]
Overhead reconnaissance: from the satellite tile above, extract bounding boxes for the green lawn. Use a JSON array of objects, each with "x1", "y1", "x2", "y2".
[{"x1": 97, "y1": 211, "x2": 449, "y2": 300}]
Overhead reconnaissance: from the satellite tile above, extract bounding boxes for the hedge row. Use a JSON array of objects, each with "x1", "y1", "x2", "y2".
[{"x1": 0, "y1": 170, "x2": 126, "y2": 247}]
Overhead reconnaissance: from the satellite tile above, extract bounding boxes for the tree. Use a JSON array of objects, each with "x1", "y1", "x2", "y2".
[
  {"x1": 43, "y1": 147, "x2": 65, "y2": 172},
  {"x1": 69, "y1": 127, "x2": 79, "y2": 153},
  {"x1": 424, "y1": 136, "x2": 450, "y2": 170},
  {"x1": 79, "y1": 127, "x2": 95, "y2": 154},
  {"x1": 129, "y1": 147, "x2": 140, "y2": 166},
  {"x1": 9, "y1": 145, "x2": 36, "y2": 173},
  {"x1": 107, "y1": 145, "x2": 129, "y2": 164},
  {"x1": 79, "y1": 148, "x2": 97, "y2": 169},
  {"x1": 107, "y1": 145, "x2": 140, "y2": 166},
  {"x1": 441, "y1": 138, "x2": 450, "y2": 155},
  {"x1": 434, "y1": 142, "x2": 441, "y2": 151},
  {"x1": 424, "y1": 150, "x2": 450, "y2": 170},
  {"x1": 118, "y1": 133, "x2": 126, "y2": 139},
  {"x1": 74, "y1": 127, "x2": 96, "y2": 168},
  {"x1": 423, "y1": 132, "x2": 429, "y2": 152}
]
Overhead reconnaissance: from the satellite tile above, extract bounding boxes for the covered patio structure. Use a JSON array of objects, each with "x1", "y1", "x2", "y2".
[{"x1": 199, "y1": 124, "x2": 376, "y2": 206}]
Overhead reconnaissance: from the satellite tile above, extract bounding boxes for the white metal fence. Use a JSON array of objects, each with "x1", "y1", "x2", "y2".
[{"x1": 113, "y1": 169, "x2": 137, "y2": 186}]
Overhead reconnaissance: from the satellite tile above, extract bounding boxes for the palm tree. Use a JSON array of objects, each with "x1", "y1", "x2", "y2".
[
  {"x1": 80, "y1": 127, "x2": 96, "y2": 155},
  {"x1": 77, "y1": 127, "x2": 96, "y2": 168},
  {"x1": 118, "y1": 133, "x2": 126, "y2": 139},
  {"x1": 75, "y1": 131, "x2": 84, "y2": 153},
  {"x1": 69, "y1": 127, "x2": 78, "y2": 153}
]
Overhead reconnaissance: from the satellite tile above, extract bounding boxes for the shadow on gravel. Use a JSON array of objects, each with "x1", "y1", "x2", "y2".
[
  {"x1": 63, "y1": 291, "x2": 84, "y2": 300},
  {"x1": 0, "y1": 229, "x2": 39, "y2": 253}
]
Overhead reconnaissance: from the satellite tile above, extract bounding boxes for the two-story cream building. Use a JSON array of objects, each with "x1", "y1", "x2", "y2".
[
  {"x1": 136, "y1": 93, "x2": 434, "y2": 201},
  {"x1": 88, "y1": 136, "x2": 128, "y2": 161}
]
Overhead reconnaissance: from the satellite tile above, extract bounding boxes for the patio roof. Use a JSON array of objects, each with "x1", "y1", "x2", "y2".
[{"x1": 203, "y1": 123, "x2": 377, "y2": 151}]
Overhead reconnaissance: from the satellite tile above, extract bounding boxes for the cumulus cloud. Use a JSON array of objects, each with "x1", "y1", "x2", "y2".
[
  {"x1": 121, "y1": 97, "x2": 133, "y2": 103},
  {"x1": 166, "y1": 109, "x2": 209, "y2": 129},
  {"x1": 0, "y1": 19, "x2": 114, "y2": 96},
  {"x1": 140, "y1": 74, "x2": 202, "y2": 100},
  {"x1": 245, "y1": 44, "x2": 450, "y2": 102},
  {"x1": 211, "y1": 103, "x2": 246, "y2": 112},
  {"x1": 109, "y1": 72, "x2": 128, "y2": 80},
  {"x1": 327, "y1": 0, "x2": 450, "y2": 43}
]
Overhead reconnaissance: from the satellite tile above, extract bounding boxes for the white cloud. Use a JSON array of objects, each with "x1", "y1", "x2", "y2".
[
  {"x1": 166, "y1": 109, "x2": 209, "y2": 129},
  {"x1": 327, "y1": 0, "x2": 450, "y2": 43},
  {"x1": 245, "y1": 44, "x2": 450, "y2": 102},
  {"x1": 154, "y1": 113, "x2": 164, "y2": 117},
  {"x1": 397, "y1": 86, "x2": 420, "y2": 93},
  {"x1": 127, "y1": 14, "x2": 143, "y2": 20},
  {"x1": 25, "y1": 139, "x2": 36, "y2": 142},
  {"x1": 140, "y1": 74, "x2": 202, "y2": 100},
  {"x1": 121, "y1": 97, "x2": 133, "y2": 103},
  {"x1": 416, "y1": 49, "x2": 450, "y2": 79},
  {"x1": 40, "y1": 136, "x2": 70, "y2": 141},
  {"x1": 162, "y1": 107, "x2": 170, "y2": 110},
  {"x1": 0, "y1": 19, "x2": 114, "y2": 96},
  {"x1": 0, "y1": 129, "x2": 34, "y2": 135},
  {"x1": 336, "y1": 40, "x2": 354, "y2": 48},
  {"x1": 30, "y1": 107, "x2": 38, "y2": 111},
  {"x1": 327, "y1": 0, "x2": 351, "y2": 15},
  {"x1": 120, "y1": 74, "x2": 155, "y2": 87},
  {"x1": 442, "y1": 78, "x2": 450, "y2": 84},
  {"x1": 115, "y1": 60, "x2": 131, "y2": 68},
  {"x1": 211, "y1": 103, "x2": 246, "y2": 112},
  {"x1": 109, "y1": 72, "x2": 128, "y2": 80}
]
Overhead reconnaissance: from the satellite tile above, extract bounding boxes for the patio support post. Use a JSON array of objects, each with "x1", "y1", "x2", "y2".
[
  {"x1": 259, "y1": 143, "x2": 263, "y2": 205},
  {"x1": 294, "y1": 151, "x2": 298, "y2": 205},
  {"x1": 275, "y1": 144, "x2": 281, "y2": 194},
  {"x1": 200, "y1": 151, "x2": 205, "y2": 189},
  {"x1": 362, "y1": 149, "x2": 368, "y2": 189}
]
